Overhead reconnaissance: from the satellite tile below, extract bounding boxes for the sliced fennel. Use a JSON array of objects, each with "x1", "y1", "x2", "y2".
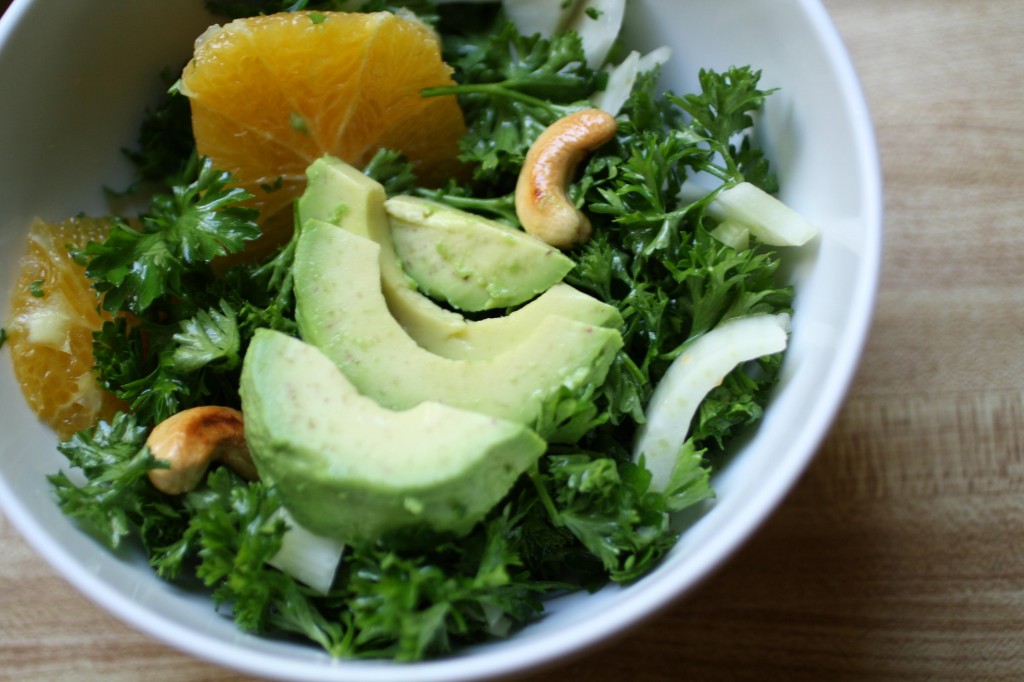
[
  {"x1": 707, "y1": 182, "x2": 819, "y2": 247},
  {"x1": 267, "y1": 507, "x2": 345, "y2": 594},
  {"x1": 500, "y1": 0, "x2": 581, "y2": 37},
  {"x1": 634, "y1": 313, "x2": 790, "y2": 492},
  {"x1": 709, "y1": 219, "x2": 750, "y2": 251},
  {"x1": 593, "y1": 46, "x2": 672, "y2": 116},
  {"x1": 567, "y1": 0, "x2": 627, "y2": 68}
]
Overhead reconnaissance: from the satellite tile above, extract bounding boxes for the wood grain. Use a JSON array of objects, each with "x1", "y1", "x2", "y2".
[{"x1": 3, "y1": 1, "x2": 1024, "y2": 680}]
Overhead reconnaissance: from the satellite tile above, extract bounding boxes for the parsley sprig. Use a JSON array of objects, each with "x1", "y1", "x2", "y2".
[
  {"x1": 424, "y1": 23, "x2": 603, "y2": 182},
  {"x1": 49, "y1": 413, "x2": 185, "y2": 551},
  {"x1": 79, "y1": 152, "x2": 298, "y2": 426},
  {"x1": 79, "y1": 155, "x2": 260, "y2": 315}
]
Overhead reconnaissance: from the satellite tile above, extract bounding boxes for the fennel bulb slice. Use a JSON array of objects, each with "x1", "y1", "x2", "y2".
[
  {"x1": 268, "y1": 507, "x2": 345, "y2": 594},
  {"x1": 635, "y1": 313, "x2": 790, "y2": 492}
]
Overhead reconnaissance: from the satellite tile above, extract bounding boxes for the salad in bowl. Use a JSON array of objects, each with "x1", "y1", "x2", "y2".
[{"x1": 0, "y1": 0, "x2": 880, "y2": 678}]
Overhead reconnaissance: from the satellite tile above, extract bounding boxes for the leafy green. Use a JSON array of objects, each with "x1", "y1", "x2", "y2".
[
  {"x1": 49, "y1": 413, "x2": 186, "y2": 551},
  {"x1": 341, "y1": 511, "x2": 546, "y2": 660},
  {"x1": 361, "y1": 148, "x2": 419, "y2": 196},
  {"x1": 120, "y1": 68, "x2": 195, "y2": 191},
  {"x1": 165, "y1": 468, "x2": 352, "y2": 654},
  {"x1": 425, "y1": 22, "x2": 603, "y2": 182},
  {"x1": 543, "y1": 454, "x2": 678, "y2": 582},
  {"x1": 80, "y1": 150, "x2": 299, "y2": 427},
  {"x1": 670, "y1": 66, "x2": 778, "y2": 188},
  {"x1": 692, "y1": 354, "x2": 782, "y2": 453},
  {"x1": 526, "y1": 438, "x2": 711, "y2": 584},
  {"x1": 79, "y1": 155, "x2": 260, "y2": 315},
  {"x1": 414, "y1": 182, "x2": 521, "y2": 225},
  {"x1": 172, "y1": 301, "x2": 242, "y2": 373},
  {"x1": 444, "y1": 22, "x2": 602, "y2": 103}
]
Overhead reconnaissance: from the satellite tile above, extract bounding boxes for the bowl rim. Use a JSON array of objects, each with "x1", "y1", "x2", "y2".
[{"x1": 0, "y1": 0, "x2": 883, "y2": 679}]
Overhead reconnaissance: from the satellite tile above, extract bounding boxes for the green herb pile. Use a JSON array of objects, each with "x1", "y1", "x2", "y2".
[{"x1": 47, "y1": 0, "x2": 792, "y2": 661}]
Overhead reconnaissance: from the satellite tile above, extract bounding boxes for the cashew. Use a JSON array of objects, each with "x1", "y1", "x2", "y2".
[
  {"x1": 515, "y1": 108, "x2": 617, "y2": 249},
  {"x1": 146, "y1": 406, "x2": 257, "y2": 495}
]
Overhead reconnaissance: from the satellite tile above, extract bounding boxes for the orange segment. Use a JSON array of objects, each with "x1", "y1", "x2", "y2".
[
  {"x1": 179, "y1": 10, "x2": 467, "y2": 255},
  {"x1": 5, "y1": 217, "x2": 125, "y2": 439}
]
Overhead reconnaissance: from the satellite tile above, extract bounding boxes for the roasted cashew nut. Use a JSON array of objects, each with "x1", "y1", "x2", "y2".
[
  {"x1": 515, "y1": 108, "x2": 618, "y2": 249},
  {"x1": 146, "y1": 406, "x2": 257, "y2": 495}
]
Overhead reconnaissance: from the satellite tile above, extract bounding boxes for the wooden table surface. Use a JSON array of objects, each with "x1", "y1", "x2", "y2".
[{"x1": 3, "y1": 1, "x2": 1024, "y2": 680}]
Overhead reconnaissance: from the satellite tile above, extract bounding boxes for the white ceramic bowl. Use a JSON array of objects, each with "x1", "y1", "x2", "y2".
[{"x1": 0, "y1": 1, "x2": 881, "y2": 680}]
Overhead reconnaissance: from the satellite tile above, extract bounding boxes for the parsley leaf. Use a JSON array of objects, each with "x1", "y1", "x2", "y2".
[
  {"x1": 181, "y1": 469, "x2": 351, "y2": 654},
  {"x1": 80, "y1": 156, "x2": 259, "y2": 315},
  {"x1": 87, "y1": 194, "x2": 297, "y2": 428},
  {"x1": 670, "y1": 66, "x2": 779, "y2": 189},
  {"x1": 342, "y1": 510, "x2": 546, "y2": 660},
  {"x1": 172, "y1": 300, "x2": 242, "y2": 373},
  {"x1": 362, "y1": 148, "x2": 419, "y2": 196},
  {"x1": 91, "y1": 319, "x2": 189, "y2": 427},
  {"x1": 121, "y1": 68, "x2": 195, "y2": 190},
  {"x1": 445, "y1": 22, "x2": 601, "y2": 103},
  {"x1": 425, "y1": 22, "x2": 603, "y2": 181},
  {"x1": 664, "y1": 228, "x2": 790, "y2": 340},
  {"x1": 48, "y1": 412, "x2": 186, "y2": 551},
  {"x1": 539, "y1": 452, "x2": 708, "y2": 583},
  {"x1": 692, "y1": 355, "x2": 782, "y2": 453}
]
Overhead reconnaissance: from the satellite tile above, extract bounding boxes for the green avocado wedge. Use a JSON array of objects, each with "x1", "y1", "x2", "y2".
[
  {"x1": 385, "y1": 195, "x2": 575, "y2": 312},
  {"x1": 240, "y1": 328, "x2": 546, "y2": 542},
  {"x1": 295, "y1": 154, "x2": 621, "y2": 360},
  {"x1": 423, "y1": 282, "x2": 622, "y2": 360},
  {"x1": 296, "y1": 154, "x2": 467, "y2": 347},
  {"x1": 294, "y1": 219, "x2": 623, "y2": 427}
]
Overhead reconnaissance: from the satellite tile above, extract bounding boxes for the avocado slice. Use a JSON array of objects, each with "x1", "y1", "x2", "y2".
[
  {"x1": 420, "y1": 282, "x2": 621, "y2": 360},
  {"x1": 385, "y1": 195, "x2": 575, "y2": 312},
  {"x1": 295, "y1": 154, "x2": 621, "y2": 359},
  {"x1": 296, "y1": 154, "x2": 466, "y2": 345},
  {"x1": 240, "y1": 328, "x2": 546, "y2": 542},
  {"x1": 294, "y1": 219, "x2": 623, "y2": 426}
]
